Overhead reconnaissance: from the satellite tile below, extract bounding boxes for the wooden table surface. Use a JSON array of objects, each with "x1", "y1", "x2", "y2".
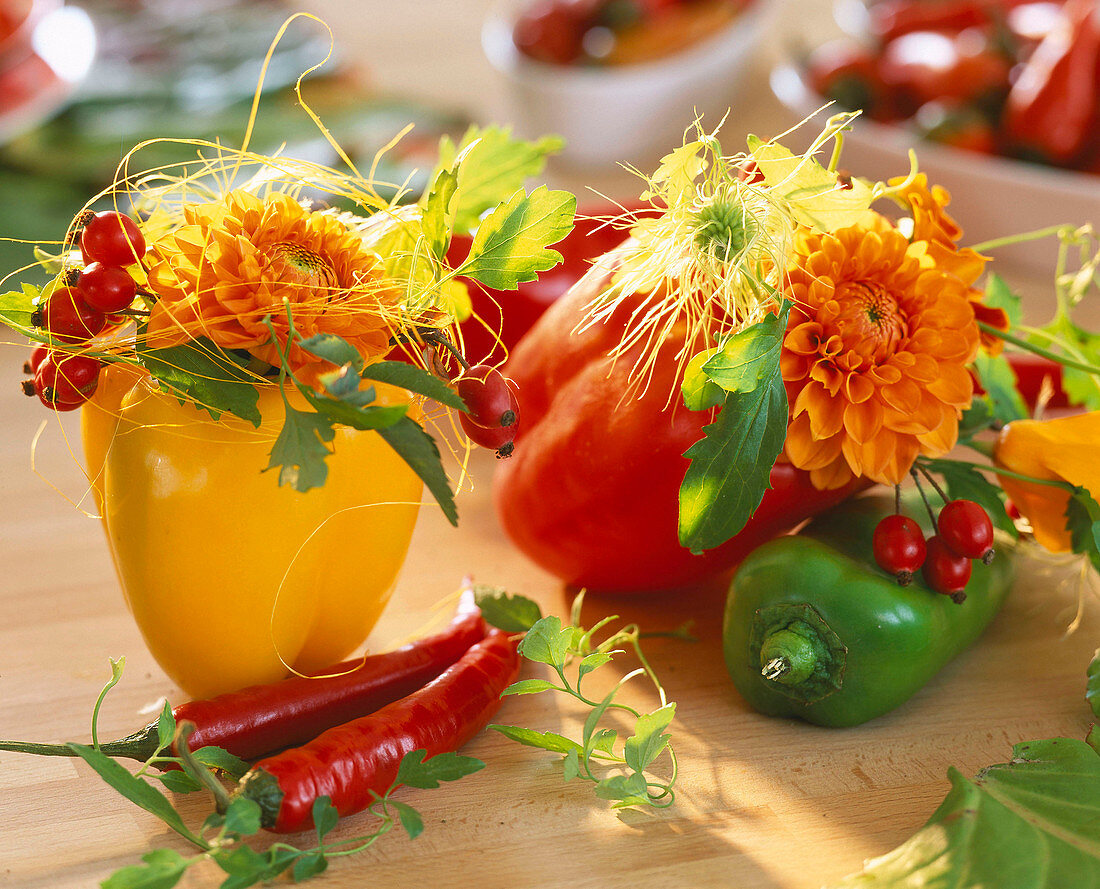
[
  {"x1": 1, "y1": 332, "x2": 1097, "y2": 889},
  {"x1": 3, "y1": 2, "x2": 1099, "y2": 887}
]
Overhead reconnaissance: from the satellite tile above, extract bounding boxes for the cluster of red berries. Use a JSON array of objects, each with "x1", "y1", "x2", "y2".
[
  {"x1": 21, "y1": 211, "x2": 146, "y2": 411},
  {"x1": 873, "y1": 498, "x2": 995, "y2": 603},
  {"x1": 455, "y1": 363, "x2": 520, "y2": 458}
]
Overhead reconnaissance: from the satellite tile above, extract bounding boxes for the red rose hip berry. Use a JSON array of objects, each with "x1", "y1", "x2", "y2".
[
  {"x1": 873, "y1": 513, "x2": 927, "y2": 585},
  {"x1": 79, "y1": 211, "x2": 146, "y2": 267},
  {"x1": 33, "y1": 287, "x2": 106, "y2": 342},
  {"x1": 938, "y1": 499, "x2": 995, "y2": 563},
  {"x1": 78, "y1": 262, "x2": 137, "y2": 313},
  {"x1": 456, "y1": 364, "x2": 519, "y2": 430},
  {"x1": 30, "y1": 352, "x2": 101, "y2": 409},
  {"x1": 23, "y1": 343, "x2": 49, "y2": 376},
  {"x1": 922, "y1": 535, "x2": 972, "y2": 603}
]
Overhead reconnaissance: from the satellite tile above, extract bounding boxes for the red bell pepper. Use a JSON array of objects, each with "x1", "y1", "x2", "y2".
[
  {"x1": 1004, "y1": 0, "x2": 1100, "y2": 166},
  {"x1": 493, "y1": 256, "x2": 866, "y2": 593}
]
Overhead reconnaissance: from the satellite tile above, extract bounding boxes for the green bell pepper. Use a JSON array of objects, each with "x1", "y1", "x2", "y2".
[{"x1": 722, "y1": 495, "x2": 1015, "y2": 727}]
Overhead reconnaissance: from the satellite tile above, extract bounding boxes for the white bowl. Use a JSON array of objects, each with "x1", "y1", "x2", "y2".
[
  {"x1": 482, "y1": 0, "x2": 777, "y2": 169},
  {"x1": 770, "y1": 62, "x2": 1100, "y2": 278}
]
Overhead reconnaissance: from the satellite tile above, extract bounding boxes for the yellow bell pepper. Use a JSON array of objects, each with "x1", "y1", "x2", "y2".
[
  {"x1": 81, "y1": 374, "x2": 423, "y2": 698},
  {"x1": 993, "y1": 411, "x2": 1100, "y2": 553}
]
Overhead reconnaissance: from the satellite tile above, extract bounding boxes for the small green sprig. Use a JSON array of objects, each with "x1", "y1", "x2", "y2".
[
  {"x1": 476, "y1": 588, "x2": 682, "y2": 809},
  {"x1": 42, "y1": 660, "x2": 483, "y2": 889}
]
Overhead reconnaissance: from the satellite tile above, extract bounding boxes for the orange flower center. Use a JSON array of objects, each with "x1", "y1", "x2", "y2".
[
  {"x1": 266, "y1": 242, "x2": 339, "y2": 296},
  {"x1": 834, "y1": 279, "x2": 908, "y2": 360}
]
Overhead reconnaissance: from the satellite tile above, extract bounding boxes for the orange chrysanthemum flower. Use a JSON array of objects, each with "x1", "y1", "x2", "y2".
[
  {"x1": 781, "y1": 220, "x2": 981, "y2": 489},
  {"x1": 892, "y1": 173, "x2": 1009, "y2": 351},
  {"x1": 146, "y1": 190, "x2": 399, "y2": 382}
]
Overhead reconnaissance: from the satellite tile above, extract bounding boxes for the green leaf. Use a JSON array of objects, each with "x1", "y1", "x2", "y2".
[
  {"x1": 214, "y1": 843, "x2": 267, "y2": 878},
  {"x1": 155, "y1": 701, "x2": 175, "y2": 749},
  {"x1": 582, "y1": 686, "x2": 618, "y2": 753},
  {"x1": 594, "y1": 772, "x2": 650, "y2": 808},
  {"x1": 460, "y1": 186, "x2": 575, "y2": 290},
  {"x1": 0, "y1": 283, "x2": 39, "y2": 329},
  {"x1": 983, "y1": 273, "x2": 1023, "y2": 328},
  {"x1": 305, "y1": 393, "x2": 409, "y2": 433},
  {"x1": 376, "y1": 416, "x2": 457, "y2": 525},
  {"x1": 395, "y1": 749, "x2": 485, "y2": 789},
  {"x1": 68, "y1": 744, "x2": 203, "y2": 847},
  {"x1": 291, "y1": 854, "x2": 328, "y2": 882},
  {"x1": 192, "y1": 746, "x2": 250, "y2": 781},
  {"x1": 359, "y1": 360, "x2": 466, "y2": 411},
  {"x1": 264, "y1": 402, "x2": 335, "y2": 492},
  {"x1": 1066, "y1": 487, "x2": 1100, "y2": 573},
  {"x1": 489, "y1": 725, "x2": 584, "y2": 756},
  {"x1": 313, "y1": 796, "x2": 339, "y2": 843},
  {"x1": 623, "y1": 704, "x2": 676, "y2": 773},
  {"x1": 829, "y1": 737, "x2": 1100, "y2": 888},
  {"x1": 678, "y1": 370, "x2": 788, "y2": 554},
  {"x1": 681, "y1": 348, "x2": 726, "y2": 411},
  {"x1": 434, "y1": 125, "x2": 564, "y2": 232},
  {"x1": 102, "y1": 849, "x2": 191, "y2": 889},
  {"x1": 156, "y1": 770, "x2": 203, "y2": 794},
  {"x1": 562, "y1": 748, "x2": 581, "y2": 782},
  {"x1": 590, "y1": 728, "x2": 618, "y2": 756},
  {"x1": 577, "y1": 651, "x2": 614, "y2": 681},
  {"x1": 389, "y1": 799, "x2": 425, "y2": 840},
  {"x1": 502, "y1": 678, "x2": 558, "y2": 696},
  {"x1": 473, "y1": 587, "x2": 543, "y2": 632},
  {"x1": 421, "y1": 167, "x2": 458, "y2": 260},
  {"x1": 1043, "y1": 314, "x2": 1100, "y2": 411},
  {"x1": 138, "y1": 336, "x2": 261, "y2": 426},
  {"x1": 1089, "y1": 650, "x2": 1100, "y2": 719},
  {"x1": 259, "y1": 847, "x2": 300, "y2": 881},
  {"x1": 957, "y1": 396, "x2": 994, "y2": 443},
  {"x1": 920, "y1": 458, "x2": 1016, "y2": 536},
  {"x1": 973, "y1": 351, "x2": 1029, "y2": 426},
  {"x1": 223, "y1": 797, "x2": 262, "y2": 836},
  {"x1": 296, "y1": 333, "x2": 365, "y2": 374},
  {"x1": 517, "y1": 616, "x2": 572, "y2": 668},
  {"x1": 701, "y1": 307, "x2": 787, "y2": 394}
]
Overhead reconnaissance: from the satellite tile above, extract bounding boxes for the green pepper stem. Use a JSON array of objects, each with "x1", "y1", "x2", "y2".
[
  {"x1": 0, "y1": 722, "x2": 159, "y2": 762},
  {"x1": 759, "y1": 627, "x2": 819, "y2": 686},
  {"x1": 762, "y1": 657, "x2": 790, "y2": 681}
]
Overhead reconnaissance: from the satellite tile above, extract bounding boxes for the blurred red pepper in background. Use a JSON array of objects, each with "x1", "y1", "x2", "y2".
[
  {"x1": 1004, "y1": 0, "x2": 1100, "y2": 166},
  {"x1": 867, "y1": 0, "x2": 1035, "y2": 42}
]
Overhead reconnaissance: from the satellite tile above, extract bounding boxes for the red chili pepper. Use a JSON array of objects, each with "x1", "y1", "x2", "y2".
[
  {"x1": 238, "y1": 630, "x2": 520, "y2": 833},
  {"x1": 1004, "y1": 0, "x2": 1100, "y2": 165},
  {"x1": 0, "y1": 596, "x2": 487, "y2": 764}
]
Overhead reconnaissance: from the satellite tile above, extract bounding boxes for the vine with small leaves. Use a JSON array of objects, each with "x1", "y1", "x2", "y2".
[{"x1": 475, "y1": 588, "x2": 686, "y2": 809}]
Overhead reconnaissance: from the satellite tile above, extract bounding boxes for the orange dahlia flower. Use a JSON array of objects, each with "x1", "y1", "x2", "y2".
[
  {"x1": 781, "y1": 220, "x2": 981, "y2": 489},
  {"x1": 892, "y1": 173, "x2": 1009, "y2": 351},
  {"x1": 146, "y1": 190, "x2": 399, "y2": 383}
]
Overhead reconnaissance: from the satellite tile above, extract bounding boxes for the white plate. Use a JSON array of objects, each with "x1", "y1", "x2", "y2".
[{"x1": 769, "y1": 63, "x2": 1100, "y2": 277}]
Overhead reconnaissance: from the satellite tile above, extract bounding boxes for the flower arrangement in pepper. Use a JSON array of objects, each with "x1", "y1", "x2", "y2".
[
  {"x1": 2, "y1": 123, "x2": 576, "y2": 520},
  {"x1": 494, "y1": 111, "x2": 1100, "y2": 599}
]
